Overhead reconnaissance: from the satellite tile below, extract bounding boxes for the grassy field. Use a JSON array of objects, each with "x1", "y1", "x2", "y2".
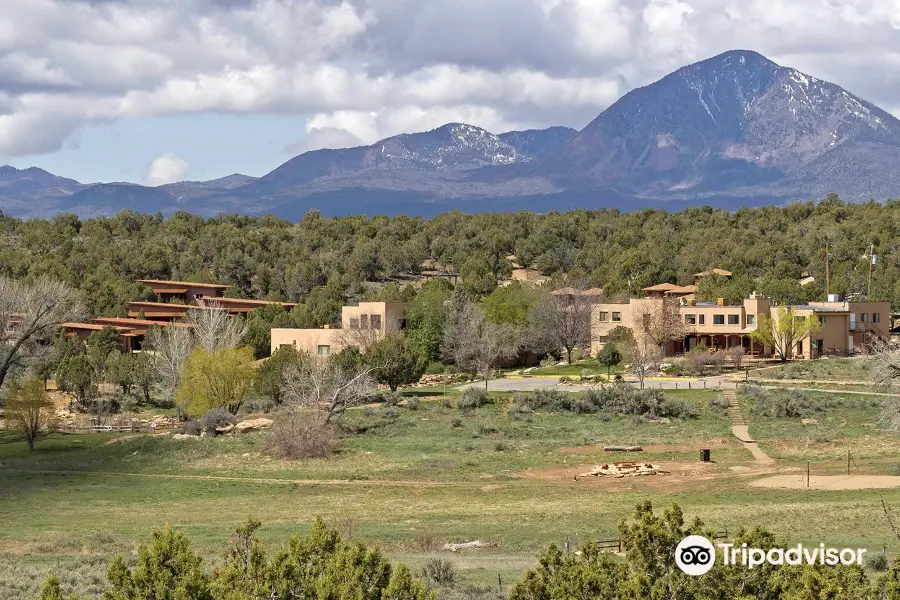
[{"x1": 3, "y1": 387, "x2": 900, "y2": 598}]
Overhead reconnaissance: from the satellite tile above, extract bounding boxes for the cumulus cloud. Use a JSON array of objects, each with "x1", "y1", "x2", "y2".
[
  {"x1": 284, "y1": 126, "x2": 365, "y2": 154},
  {"x1": 142, "y1": 152, "x2": 190, "y2": 186},
  {"x1": 3, "y1": 0, "x2": 900, "y2": 157}
]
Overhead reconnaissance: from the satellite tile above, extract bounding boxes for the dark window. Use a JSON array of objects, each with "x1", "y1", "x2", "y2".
[
  {"x1": 747, "y1": 315, "x2": 756, "y2": 326},
  {"x1": 612, "y1": 312, "x2": 622, "y2": 322},
  {"x1": 371, "y1": 315, "x2": 382, "y2": 330},
  {"x1": 360, "y1": 314, "x2": 369, "y2": 329},
  {"x1": 713, "y1": 315, "x2": 725, "y2": 325},
  {"x1": 861, "y1": 313, "x2": 868, "y2": 322},
  {"x1": 699, "y1": 315, "x2": 705, "y2": 325},
  {"x1": 874, "y1": 313, "x2": 881, "y2": 323},
  {"x1": 317, "y1": 345, "x2": 331, "y2": 356},
  {"x1": 599, "y1": 311, "x2": 609, "y2": 322},
  {"x1": 727, "y1": 315, "x2": 739, "y2": 325},
  {"x1": 349, "y1": 318, "x2": 359, "y2": 330},
  {"x1": 685, "y1": 314, "x2": 696, "y2": 325}
]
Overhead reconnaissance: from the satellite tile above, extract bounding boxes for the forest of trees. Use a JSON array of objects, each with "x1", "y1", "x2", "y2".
[{"x1": 2, "y1": 194, "x2": 899, "y2": 322}]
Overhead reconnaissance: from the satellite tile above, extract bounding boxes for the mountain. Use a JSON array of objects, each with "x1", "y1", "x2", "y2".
[
  {"x1": 542, "y1": 50, "x2": 900, "y2": 200},
  {"x1": 4, "y1": 49, "x2": 900, "y2": 219}
]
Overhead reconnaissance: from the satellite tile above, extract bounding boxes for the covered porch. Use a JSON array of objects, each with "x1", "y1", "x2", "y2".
[{"x1": 682, "y1": 334, "x2": 767, "y2": 358}]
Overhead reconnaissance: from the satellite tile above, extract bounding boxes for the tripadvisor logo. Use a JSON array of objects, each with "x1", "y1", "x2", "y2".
[{"x1": 675, "y1": 536, "x2": 868, "y2": 576}]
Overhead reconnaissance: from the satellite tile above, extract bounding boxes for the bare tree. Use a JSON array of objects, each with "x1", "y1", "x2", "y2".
[
  {"x1": 631, "y1": 296, "x2": 686, "y2": 352},
  {"x1": 0, "y1": 276, "x2": 83, "y2": 393},
  {"x1": 281, "y1": 353, "x2": 379, "y2": 424},
  {"x1": 147, "y1": 325, "x2": 193, "y2": 420},
  {"x1": 528, "y1": 286, "x2": 593, "y2": 364},
  {"x1": 443, "y1": 301, "x2": 518, "y2": 390},
  {"x1": 624, "y1": 340, "x2": 663, "y2": 390},
  {"x1": 187, "y1": 300, "x2": 246, "y2": 351}
]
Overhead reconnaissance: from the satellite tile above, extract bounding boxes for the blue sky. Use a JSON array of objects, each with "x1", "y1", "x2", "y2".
[
  {"x1": 3, "y1": 0, "x2": 900, "y2": 185},
  {"x1": 8, "y1": 114, "x2": 306, "y2": 183}
]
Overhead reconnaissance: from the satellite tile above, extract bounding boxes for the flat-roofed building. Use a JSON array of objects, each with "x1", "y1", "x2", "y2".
[
  {"x1": 592, "y1": 287, "x2": 889, "y2": 360},
  {"x1": 271, "y1": 302, "x2": 405, "y2": 356},
  {"x1": 137, "y1": 279, "x2": 229, "y2": 303}
]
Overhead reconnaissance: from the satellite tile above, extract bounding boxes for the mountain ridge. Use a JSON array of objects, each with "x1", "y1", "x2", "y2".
[{"x1": 4, "y1": 50, "x2": 900, "y2": 219}]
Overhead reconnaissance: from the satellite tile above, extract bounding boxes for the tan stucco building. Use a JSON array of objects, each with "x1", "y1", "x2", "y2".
[
  {"x1": 592, "y1": 284, "x2": 889, "y2": 360},
  {"x1": 271, "y1": 301, "x2": 406, "y2": 356}
]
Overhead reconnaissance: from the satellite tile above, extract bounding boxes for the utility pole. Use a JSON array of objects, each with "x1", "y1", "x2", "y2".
[
  {"x1": 825, "y1": 240, "x2": 831, "y2": 298},
  {"x1": 867, "y1": 243, "x2": 875, "y2": 300}
]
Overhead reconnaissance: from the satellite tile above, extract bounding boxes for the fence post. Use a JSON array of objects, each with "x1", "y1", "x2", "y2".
[
  {"x1": 807, "y1": 462, "x2": 810, "y2": 488},
  {"x1": 688, "y1": 382, "x2": 691, "y2": 390}
]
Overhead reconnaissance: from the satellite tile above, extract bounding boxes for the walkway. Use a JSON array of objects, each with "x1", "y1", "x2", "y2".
[{"x1": 724, "y1": 389, "x2": 774, "y2": 465}]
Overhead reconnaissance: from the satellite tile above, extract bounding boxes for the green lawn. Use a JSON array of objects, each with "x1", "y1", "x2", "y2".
[
  {"x1": 524, "y1": 361, "x2": 621, "y2": 377},
  {"x1": 3, "y1": 389, "x2": 900, "y2": 598}
]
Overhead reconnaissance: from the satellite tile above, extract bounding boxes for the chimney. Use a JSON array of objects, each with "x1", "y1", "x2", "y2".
[{"x1": 716, "y1": 298, "x2": 725, "y2": 306}]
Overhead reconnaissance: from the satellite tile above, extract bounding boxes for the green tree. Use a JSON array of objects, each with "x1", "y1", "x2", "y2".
[
  {"x1": 364, "y1": 333, "x2": 428, "y2": 392},
  {"x1": 5, "y1": 378, "x2": 54, "y2": 450},
  {"x1": 404, "y1": 279, "x2": 453, "y2": 362},
  {"x1": 57, "y1": 352, "x2": 95, "y2": 409},
  {"x1": 177, "y1": 347, "x2": 257, "y2": 416},
  {"x1": 104, "y1": 526, "x2": 213, "y2": 600},
  {"x1": 107, "y1": 350, "x2": 136, "y2": 395},
  {"x1": 255, "y1": 345, "x2": 301, "y2": 406},
  {"x1": 381, "y1": 564, "x2": 435, "y2": 600},
  {"x1": 37, "y1": 576, "x2": 81, "y2": 600},
  {"x1": 244, "y1": 304, "x2": 288, "y2": 359},
  {"x1": 482, "y1": 282, "x2": 538, "y2": 327},
  {"x1": 595, "y1": 343, "x2": 621, "y2": 378},
  {"x1": 751, "y1": 308, "x2": 823, "y2": 362}
]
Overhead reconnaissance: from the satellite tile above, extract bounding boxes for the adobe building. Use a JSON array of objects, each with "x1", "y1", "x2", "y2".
[
  {"x1": 592, "y1": 282, "x2": 889, "y2": 360},
  {"x1": 64, "y1": 279, "x2": 295, "y2": 350},
  {"x1": 271, "y1": 301, "x2": 406, "y2": 356}
]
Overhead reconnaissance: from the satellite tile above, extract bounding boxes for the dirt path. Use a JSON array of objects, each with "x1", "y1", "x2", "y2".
[{"x1": 725, "y1": 389, "x2": 775, "y2": 466}]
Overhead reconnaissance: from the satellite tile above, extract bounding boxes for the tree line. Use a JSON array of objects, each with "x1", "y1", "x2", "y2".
[{"x1": 2, "y1": 194, "x2": 899, "y2": 321}]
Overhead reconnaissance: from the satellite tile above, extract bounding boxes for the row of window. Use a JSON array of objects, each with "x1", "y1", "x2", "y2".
[
  {"x1": 858, "y1": 312, "x2": 881, "y2": 323},
  {"x1": 597, "y1": 311, "x2": 622, "y2": 323},
  {"x1": 348, "y1": 314, "x2": 383, "y2": 330},
  {"x1": 684, "y1": 313, "x2": 755, "y2": 326}
]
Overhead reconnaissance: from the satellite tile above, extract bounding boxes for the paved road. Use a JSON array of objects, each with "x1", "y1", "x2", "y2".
[{"x1": 458, "y1": 377, "x2": 737, "y2": 392}]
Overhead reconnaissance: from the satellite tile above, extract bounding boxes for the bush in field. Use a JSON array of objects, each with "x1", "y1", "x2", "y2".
[
  {"x1": 866, "y1": 551, "x2": 890, "y2": 572},
  {"x1": 456, "y1": 387, "x2": 489, "y2": 410},
  {"x1": 419, "y1": 558, "x2": 456, "y2": 587},
  {"x1": 742, "y1": 385, "x2": 827, "y2": 418},
  {"x1": 199, "y1": 407, "x2": 237, "y2": 435},
  {"x1": 510, "y1": 386, "x2": 696, "y2": 419},
  {"x1": 707, "y1": 395, "x2": 731, "y2": 412},
  {"x1": 266, "y1": 413, "x2": 335, "y2": 459}
]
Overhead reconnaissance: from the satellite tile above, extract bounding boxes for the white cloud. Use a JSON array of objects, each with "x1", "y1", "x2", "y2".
[
  {"x1": 284, "y1": 126, "x2": 365, "y2": 154},
  {"x1": 2, "y1": 0, "x2": 900, "y2": 158},
  {"x1": 142, "y1": 152, "x2": 190, "y2": 186}
]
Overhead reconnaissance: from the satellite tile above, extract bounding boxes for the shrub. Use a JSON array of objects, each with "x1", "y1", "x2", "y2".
[
  {"x1": 707, "y1": 395, "x2": 731, "y2": 412},
  {"x1": 456, "y1": 388, "x2": 488, "y2": 410},
  {"x1": 266, "y1": 413, "x2": 334, "y2": 459},
  {"x1": 381, "y1": 391, "x2": 403, "y2": 406},
  {"x1": 451, "y1": 418, "x2": 463, "y2": 428},
  {"x1": 405, "y1": 398, "x2": 421, "y2": 411},
  {"x1": 865, "y1": 551, "x2": 889, "y2": 571},
  {"x1": 199, "y1": 407, "x2": 237, "y2": 435},
  {"x1": 743, "y1": 385, "x2": 826, "y2": 418},
  {"x1": 662, "y1": 364, "x2": 685, "y2": 376},
  {"x1": 181, "y1": 419, "x2": 202, "y2": 436},
  {"x1": 381, "y1": 408, "x2": 400, "y2": 420},
  {"x1": 420, "y1": 558, "x2": 456, "y2": 587},
  {"x1": 510, "y1": 386, "x2": 696, "y2": 419}
]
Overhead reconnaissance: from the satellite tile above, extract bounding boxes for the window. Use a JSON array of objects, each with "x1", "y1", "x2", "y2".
[
  {"x1": 727, "y1": 315, "x2": 739, "y2": 325},
  {"x1": 360, "y1": 314, "x2": 369, "y2": 330},
  {"x1": 349, "y1": 318, "x2": 359, "y2": 330},
  {"x1": 860, "y1": 313, "x2": 868, "y2": 322},
  {"x1": 684, "y1": 314, "x2": 697, "y2": 325},
  {"x1": 747, "y1": 314, "x2": 756, "y2": 326},
  {"x1": 280, "y1": 344, "x2": 292, "y2": 350},
  {"x1": 699, "y1": 315, "x2": 705, "y2": 325},
  {"x1": 317, "y1": 345, "x2": 331, "y2": 356},
  {"x1": 612, "y1": 312, "x2": 622, "y2": 323},
  {"x1": 195, "y1": 293, "x2": 204, "y2": 300},
  {"x1": 371, "y1": 314, "x2": 382, "y2": 330},
  {"x1": 599, "y1": 311, "x2": 609, "y2": 322},
  {"x1": 713, "y1": 314, "x2": 725, "y2": 325},
  {"x1": 874, "y1": 313, "x2": 881, "y2": 323}
]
